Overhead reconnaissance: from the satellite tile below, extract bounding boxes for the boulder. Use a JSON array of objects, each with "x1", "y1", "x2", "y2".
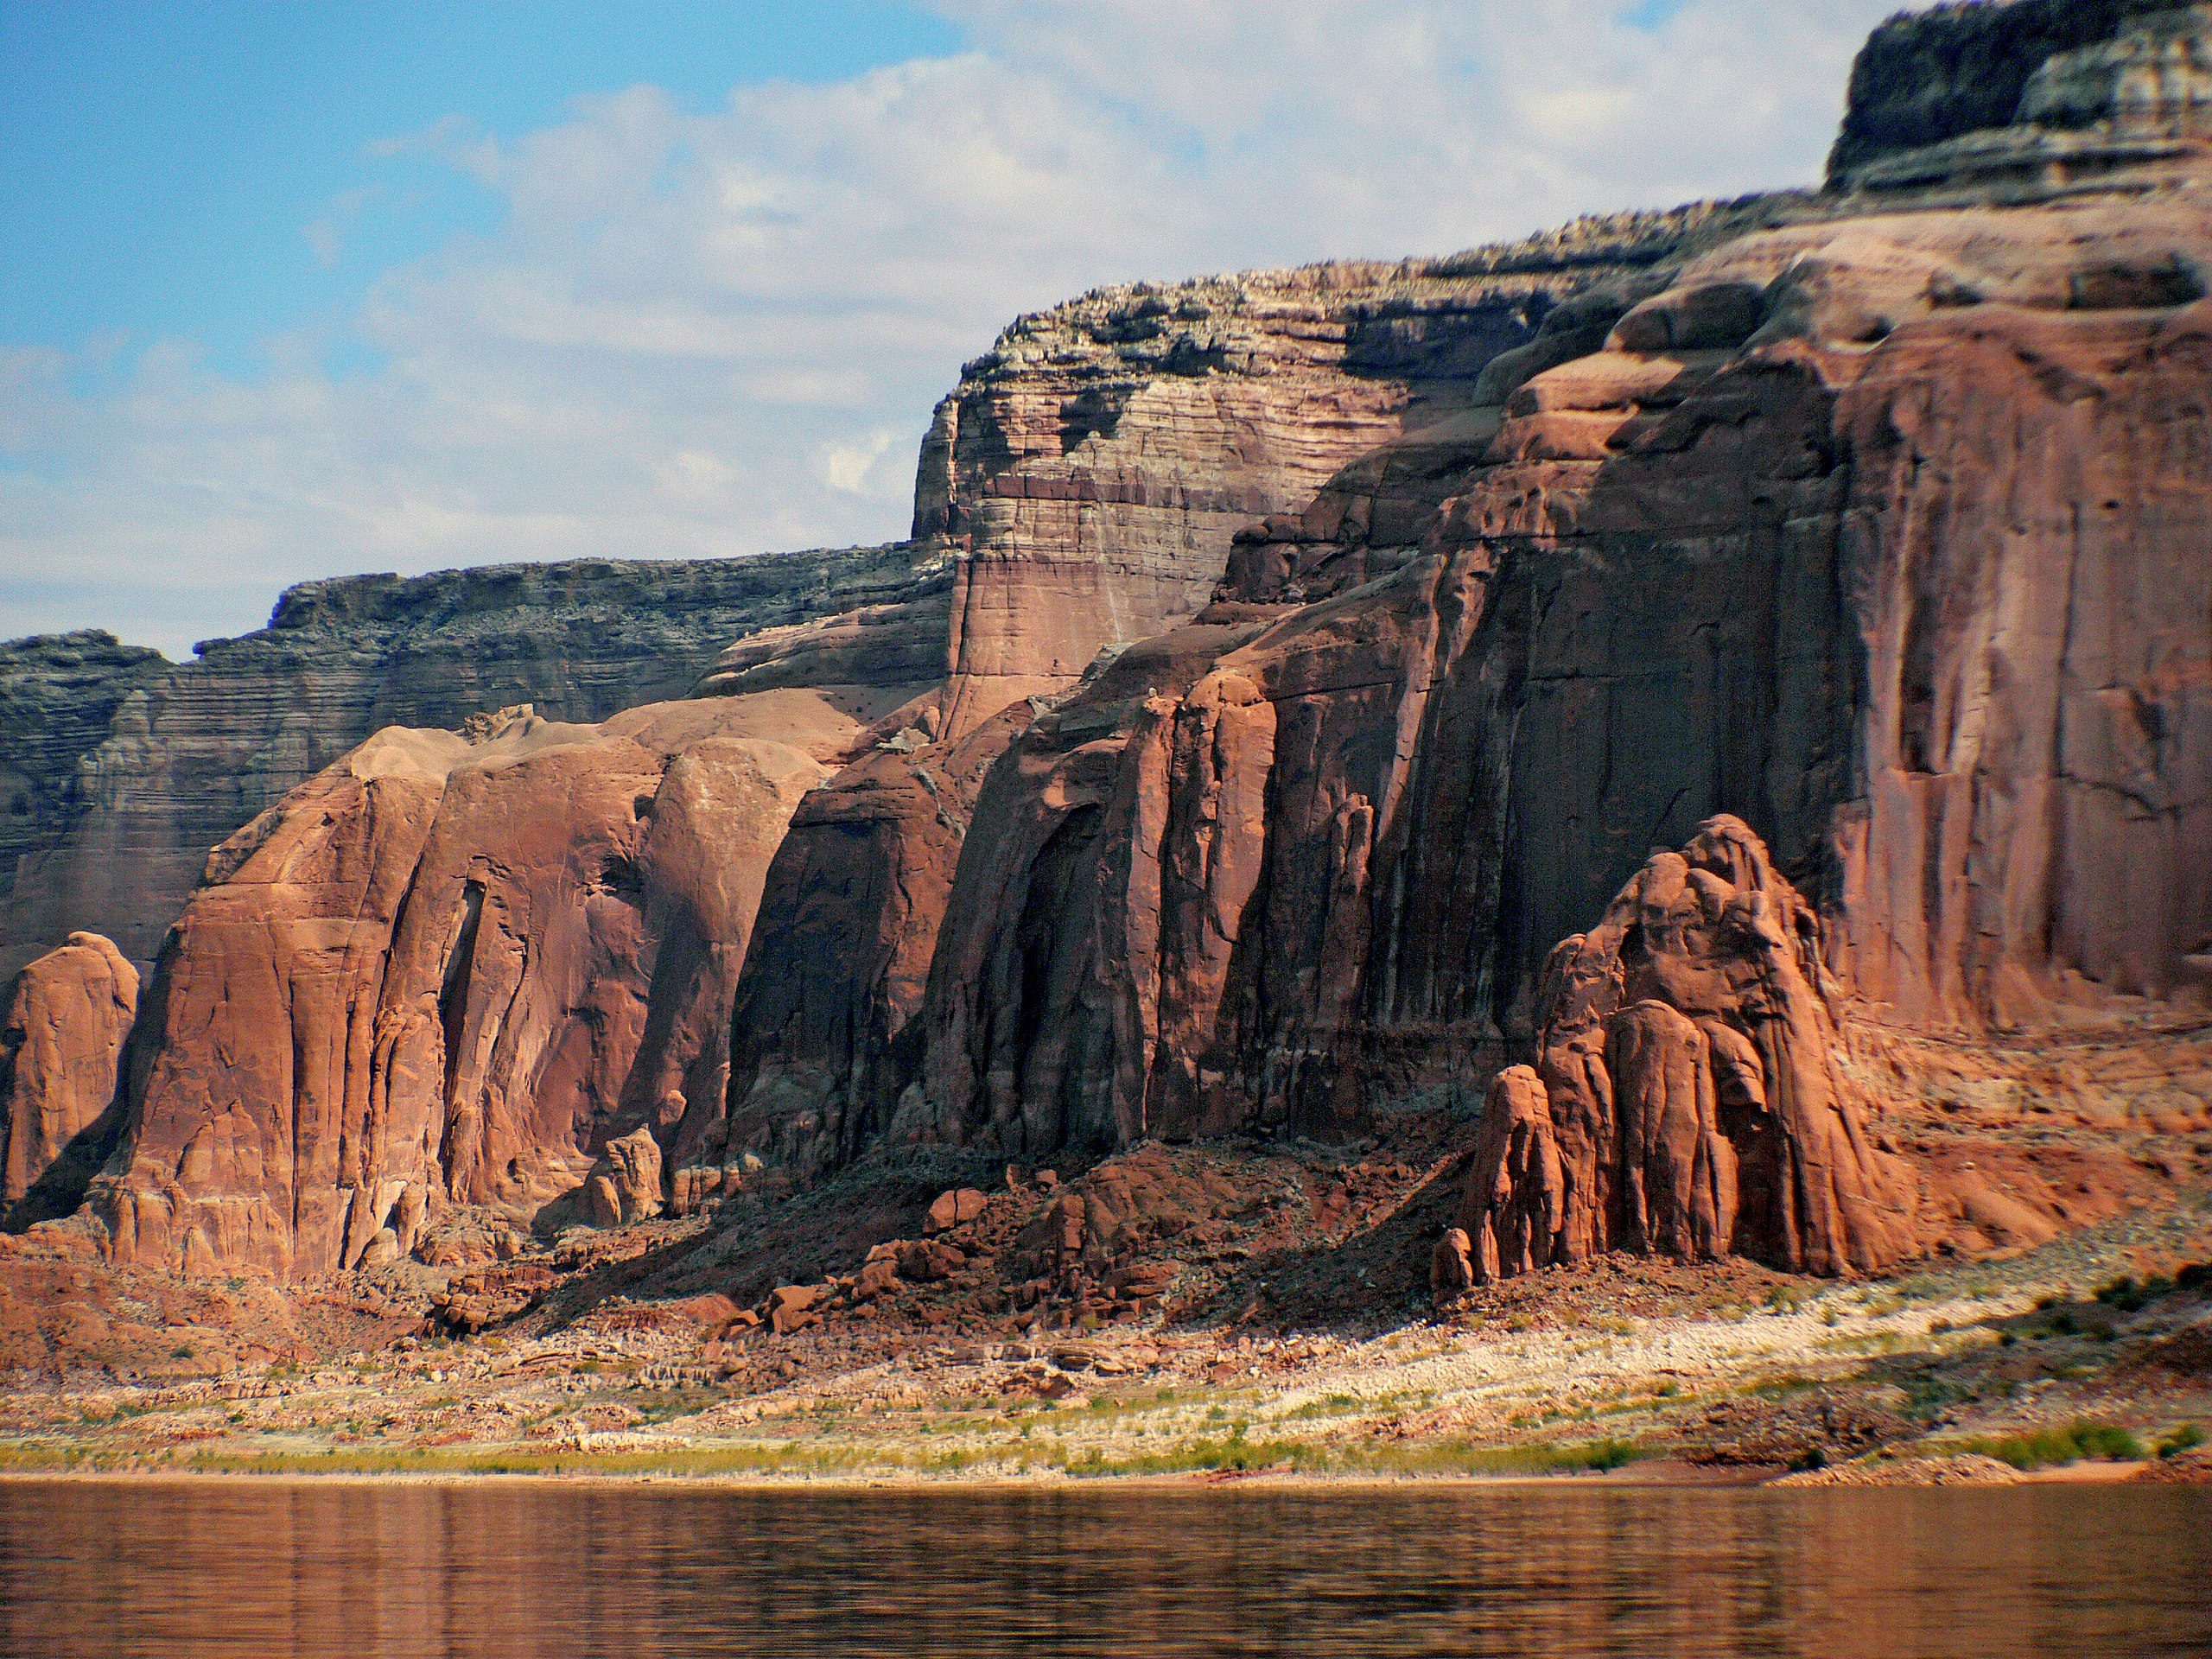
[
  {"x1": 588, "y1": 1128, "x2": 664, "y2": 1229},
  {"x1": 767, "y1": 1284, "x2": 823, "y2": 1334},
  {"x1": 1429, "y1": 1227, "x2": 1477, "y2": 1299},
  {"x1": 924, "y1": 1187, "x2": 988, "y2": 1234}
]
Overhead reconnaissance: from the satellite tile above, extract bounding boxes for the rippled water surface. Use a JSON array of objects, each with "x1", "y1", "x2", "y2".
[{"x1": 1, "y1": 1478, "x2": 2207, "y2": 1657}]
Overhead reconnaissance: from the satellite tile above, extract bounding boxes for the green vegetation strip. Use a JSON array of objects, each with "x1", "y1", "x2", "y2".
[{"x1": 0, "y1": 1431, "x2": 1650, "y2": 1482}]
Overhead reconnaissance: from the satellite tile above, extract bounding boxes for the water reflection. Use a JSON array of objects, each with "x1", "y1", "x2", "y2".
[{"x1": 0, "y1": 1479, "x2": 2204, "y2": 1657}]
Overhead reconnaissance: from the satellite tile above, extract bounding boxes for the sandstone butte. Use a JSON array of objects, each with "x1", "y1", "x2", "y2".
[{"x1": 1, "y1": 0, "x2": 2209, "y2": 1322}]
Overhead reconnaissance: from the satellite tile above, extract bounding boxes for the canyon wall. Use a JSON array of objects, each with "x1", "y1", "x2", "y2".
[
  {"x1": 84, "y1": 692, "x2": 851, "y2": 1277},
  {"x1": 16, "y1": 0, "x2": 2212, "y2": 1285},
  {"x1": 880, "y1": 183, "x2": 2212, "y2": 1175},
  {"x1": 0, "y1": 543, "x2": 927, "y2": 978},
  {"x1": 721, "y1": 205, "x2": 1812, "y2": 1176}
]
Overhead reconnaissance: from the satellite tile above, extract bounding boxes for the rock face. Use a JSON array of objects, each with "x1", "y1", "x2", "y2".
[
  {"x1": 1829, "y1": 0, "x2": 2212, "y2": 190},
  {"x1": 0, "y1": 544, "x2": 922, "y2": 976},
  {"x1": 1457, "y1": 819, "x2": 1916, "y2": 1281},
  {"x1": 723, "y1": 204, "x2": 1802, "y2": 1173},
  {"x1": 0, "y1": 932, "x2": 138, "y2": 1228},
  {"x1": 0, "y1": 633, "x2": 168, "y2": 980},
  {"x1": 873, "y1": 153, "x2": 2212, "y2": 1168},
  {"x1": 918, "y1": 260, "x2": 1573, "y2": 735},
  {"x1": 86, "y1": 695, "x2": 838, "y2": 1277},
  {"x1": 19, "y1": 0, "x2": 2212, "y2": 1287}
]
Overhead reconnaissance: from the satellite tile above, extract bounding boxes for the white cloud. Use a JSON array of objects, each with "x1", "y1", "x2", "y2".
[{"x1": 0, "y1": 1, "x2": 1934, "y2": 656}]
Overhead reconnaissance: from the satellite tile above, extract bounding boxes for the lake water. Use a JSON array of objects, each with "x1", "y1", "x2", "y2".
[{"x1": 0, "y1": 1478, "x2": 2205, "y2": 1657}]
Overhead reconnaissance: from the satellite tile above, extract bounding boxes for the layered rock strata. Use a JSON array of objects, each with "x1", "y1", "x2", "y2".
[
  {"x1": 0, "y1": 543, "x2": 925, "y2": 976},
  {"x1": 86, "y1": 693, "x2": 841, "y2": 1277},
  {"x1": 722, "y1": 205, "x2": 1810, "y2": 1169},
  {"x1": 1831, "y1": 0, "x2": 2212, "y2": 191},
  {"x1": 1456, "y1": 819, "x2": 1916, "y2": 1281},
  {"x1": 0, "y1": 932, "x2": 138, "y2": 1228},
  {"x1": 0, "y1": 633, "x2": 167, "y2": 980},
  {"x1": 872, "y1": 167, "x2": 2212, "y2": 1172}
]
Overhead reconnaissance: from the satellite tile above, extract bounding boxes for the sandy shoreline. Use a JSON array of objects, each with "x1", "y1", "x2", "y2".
[{"x1": 0, "y1": 1457, "x2": 2162, "y2": 1491}]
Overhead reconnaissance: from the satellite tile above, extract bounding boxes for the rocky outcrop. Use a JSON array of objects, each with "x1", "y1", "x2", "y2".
[
  {"x1": 0, "y1": 544, "x2": 924, "y2": 976},
  {"x1": 0, "y1": 932, "x2": 137, "y2": 1228},
  {"x1": 723, "y1": 206, "x2": 1808, "y2": 1173},
  {"x1": 586, "y1": 1128, "x2": 664, "y2": 1228},
  {"x1": 851, "y1": 43, "x2": 2212, "y2": 1168},
  {"x1": 1830, "y1": 1, "x2": 2212, "y2": 191},
  {"x1": 86, "y1": 694, "x2": 839, "y2": 1277},
  {"x1": 1458, "y1": 819, "x2": 1917, "y2": 1281}
]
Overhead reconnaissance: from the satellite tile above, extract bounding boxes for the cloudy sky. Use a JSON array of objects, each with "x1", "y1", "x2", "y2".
[{"x1": 0, "y1": 0, "x2": 1927, "y2": 658}]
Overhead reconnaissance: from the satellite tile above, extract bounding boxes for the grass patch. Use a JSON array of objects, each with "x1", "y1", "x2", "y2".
[
  {"x1": 1058, "y1": 1433, "x2": 1648, "y2": 1480},
  {"x1": 1948, "y1": 1421, "x2": 2145, "y2": 1471}
]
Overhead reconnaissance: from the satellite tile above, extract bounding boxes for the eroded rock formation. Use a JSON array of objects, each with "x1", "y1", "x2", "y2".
[
  {"x1": 86, "y1": 695, "x2": 837, "y2": 1276},
  {"x1": 1458, "y1": 819, "x2": 1917, "y2": 1281},
  {"x1": 11, "y1": 0, "x2": 2212, "y2": 1294},
  {"x1": 0, "y1": 932, "x2": 137, "y2": 1228},
  {"x1": 723, "y1": 206, "x2": 1802, "y2": 1172}
]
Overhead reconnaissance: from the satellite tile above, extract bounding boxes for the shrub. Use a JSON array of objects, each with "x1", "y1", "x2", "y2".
[
  {"x1": 2158, "y1": 1424, "x2": 2204, "y2": 1459},
  {"x1": 1567, "y1": 1438, "x2": 1643, "y2": 1472},
  {"x1": 1960, "y1": 1420, "x2": 2145, "y2": 1469}
]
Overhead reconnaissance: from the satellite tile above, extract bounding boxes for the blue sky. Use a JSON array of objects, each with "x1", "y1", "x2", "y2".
[
  {"x1": 1, "y1": 3, "x2": 957, "y2": 380},
  {"x1": 0, "y1": 1, "x2": 1925, "y2": 657}
]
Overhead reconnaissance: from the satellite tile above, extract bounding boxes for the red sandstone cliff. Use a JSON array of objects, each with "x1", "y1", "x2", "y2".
[
  {"x1": 11, "y1": 0, "x2": 2211, "y2": 1292},
  {"x1": 84, "y1": 695, "x2": 841, "y2": 1276},
  {"x1": 871, "y1": 181, "x2": 2212, "y2": 1193},
  {"x1": 0, "y1": 932, "x2": 137, "y2": 1229}
]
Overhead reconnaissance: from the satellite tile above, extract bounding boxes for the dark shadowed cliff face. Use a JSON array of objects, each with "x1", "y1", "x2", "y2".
[
  {"x1": 884, "y1": 185, "x2": 2212, "y2": 1173},
  {"x1": 0, "y1": 545, "x2": 927, "y2": 978},
  {"x1": 719, "y1": 207, "x2": 1821, "y2": 1173},
  {"x1": 0, "y1": 634, "x2": 168, "y2": 978}
]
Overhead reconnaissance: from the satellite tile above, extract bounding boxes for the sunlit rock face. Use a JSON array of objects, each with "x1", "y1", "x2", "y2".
[
  {"x1": 84, "y1": 696, "x2": 839, "y2": 1278},
  {"x1": 0, "y1": 932, "x2": 137, "y2": 1229},
  {"x1": 1456, "y1": 820, "x2": 1918, "y2": 1282}
]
